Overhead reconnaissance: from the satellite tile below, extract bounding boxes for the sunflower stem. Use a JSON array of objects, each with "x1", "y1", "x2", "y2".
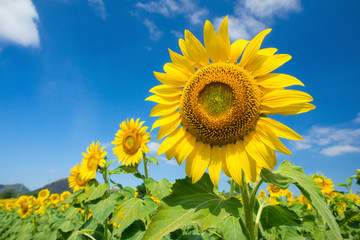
[
  {"x1": 254, "y1": 202, "x2": 265, "y2": 240},
  {"x1": 241, "y1": 170, "x2": 254, "y2": 240},
  {"x1": 230, "y1": 179, "x2": 235, "y2": 198},
  {"x1": 143, "y1": 154, "x2": 149, "y2": 196},
  {"x1": 101, "y1": 163, "x2": 109, "y2": 239},
  {"x1": 250, "y1": 179, "x2": 263, "y2": 209}
]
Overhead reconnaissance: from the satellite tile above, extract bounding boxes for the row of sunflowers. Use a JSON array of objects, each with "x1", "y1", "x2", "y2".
[{"x1": 1, "y1": 16, "x2": 360, "y2": 239}]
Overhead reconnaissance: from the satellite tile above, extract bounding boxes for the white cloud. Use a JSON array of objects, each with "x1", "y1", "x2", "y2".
[
  {"x1": 144, "y1": 18, "x2": 163, "y2": 41},
  {"x1": 321, "y1": 145, "x2": 360, "y2": 157},
  {"x1": 158, "y1": 156, "x2": 177, "y2": 165},
  {"x1": 294, "y1": 124, "x2": 360, "y2": 157},
  {"x1": 353, "y1": 112, "x2": 360, "y2": 124},
  {"x1": 101, "y1": 142, "x2": 113, "y2": 148},
  {"x1": 214, "y1": 0, "x2": 302, "y2": 41},
  {"x1": 148, "y1": 141, "x2": 160, "y2": 154},
  {"x1": 170, "y1": 30, "x2": 183, "y2": 39},
  {"x1": 187, "y1": 8, "x2": 209, "y2": 25},
  {"x1": 88, "y1": 0, "x2": 106, "y2": 20},
  {"x1": 0, "y1": 0, "x2": 40, "y2": 47}
]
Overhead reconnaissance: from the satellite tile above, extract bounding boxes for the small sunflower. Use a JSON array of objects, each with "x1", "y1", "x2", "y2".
[
  {"x1": 112, "y1": 118, "x2": 150, "y2": 166},
  {"x1": 60, "y1": 191, "x2": 72, "y2": 202},
  {"x1": 68, "y1": 164, "x2": 90, "y2": 192},
  {"x1": 81, "y1": 141, "x2": 107, "y2": 179},
  {"x1": 37, "y1": 189, "x2": 50, "y2": 201},
  {"x1": 16, "y1": 196, "x2": 32, "y2": 218},
  {"x1": 258, "y1": 190, "x2": 266, "y2": 199},
  {"x1": 147, "y1": 16, "x2": 314, "y2": 187},
  {"x1": 267, "y1": 183, "x2": 283, "y2": 198},
  {"x1": 312, "y1": 174, "x2": 334, "y2": 195}
]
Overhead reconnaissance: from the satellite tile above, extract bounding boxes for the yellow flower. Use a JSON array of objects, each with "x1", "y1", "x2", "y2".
[
  {"x1": 300, "y1": 195, "x2": 312, "y2": 210},
  {"x1": 68, "y1": 164, "x2": 90, "y2": 192},
  {"x1": 150, "y1": 196, "x2": 161, "y2": 204},
  {"x1": 81, "y1": 142, "x2": 107, "y2": 179},
  {"x1": 49, "y1": 193, "x2": 60, "y2": 205},
  {"x1": 258, "y1": 190, "x2": 266, "y2": 199},
  {"x1": 345, "y1": 193, "x2": 360, "y2": 204},
  {"x1": 334, "y1": 200, "x2": 347, "y2": 215},
  {"x1": 60, "y1": 191, "x2": 72, "y2": 202},
  {"x1": 112, "y1": 118, "x2": 150, "y2": 166},
  {"x1": 16, "y1": 196, "x2": 32, "y2": 218},
  {"x1": 285, "y1": 189, "x2": 293, "y2": 201},
  {"x1": 266, "y1": 197, "x2": 279, "y2": 205},
  {"x1": 147, "y1": 16, "x2": 314, "y2": 187},
  {"x1": 312, "y1": 174, "x2": 334, "y2": 195},
  {"x1": 37, "y1": 189, "x2": 50, "y2": 201},
  {"x1": 267, "y1": 183, "x2": 283, "y2": 198}
]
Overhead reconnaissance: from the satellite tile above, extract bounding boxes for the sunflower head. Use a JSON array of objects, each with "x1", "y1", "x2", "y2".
[
  {"x1": 147, "y1": 16, "x2": 314, "y2": 187},
  {"x1": 38, "y1": 189, "x2": 50, "y2": 201},
  {"x1": 312, "y1": 174, "x2": 334, "y2": 195},
  {"x1": 267, "y1": 183, "x2": 283, "y2": 198},
  {"x1": 68, "y1": 164, "x2": 90, "y2": 192},
  {"x1": 112, "y1": 118, "x2": 150, "y2": 166},
  {"x1": 60, "y1": 191, "x2": 72, "y2": 202},
  {"x1": 81, "y1": 141, "x2": 107, "y2": 179},
  {"x1": 16, "y1": 196, "x2": 32, "y2": 218}
]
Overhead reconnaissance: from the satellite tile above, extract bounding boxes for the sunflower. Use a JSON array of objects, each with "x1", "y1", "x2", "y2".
[
  {"x1": 16, "y1": 196, "x2": 32, "y2": 218},
  {"x1": 258, "y1": 190, "x2": 266, "y2": 199},
  {"x1": 68, "y1": 164, "x2": 90, "y2": 192},
  {"x1": 60, "y1": 191, "x2": 72, "y2": 202},
  {"x1": 112, "y1": 118, "x2": 150, "y2": 166},
  {"x1": 267, "y1": 183, "x2": 284, "y2": 198},
  {"x1": 146, "y1": 16, "x2": 314, "y2": 187},
  {"x1": 37, "y1": 189, "x2": 50, "y2": 201},
  {"x1": 81, "y1": 141, "x2": 107, "y2": 179},
  {"x1": 312, "y1": 174, "x2": 334, "y2": 195}
]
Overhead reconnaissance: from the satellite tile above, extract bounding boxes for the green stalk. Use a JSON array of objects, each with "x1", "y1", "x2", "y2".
[
  {"x1": 241, "y1": 171, "x2": 254, "y2": 240},
  {"x1": 143, "y1": 154, "x2": 149, "y2": 196},
  {"x1": 249, "y1": 179, "x2": 263, "y2": 209},
  {"x1": 230, "y1": 179, "x2": 235, "y2": 198},
  {"x1": 101, "y1": 165, "x2": 110, "y2": 239},
  {"x1": 254, "y1": 202, "x2": 265, "y2": 240}
]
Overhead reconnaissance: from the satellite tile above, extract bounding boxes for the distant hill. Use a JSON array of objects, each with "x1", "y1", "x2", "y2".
[
  {"x1": 0, "y1": 184, "x2": 30, "y2": 196},
  {"x1": 32, "y1": 178, "x2": 72, "y2": 195}
]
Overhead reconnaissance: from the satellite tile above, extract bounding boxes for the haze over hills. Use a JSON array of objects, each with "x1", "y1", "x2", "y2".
[{"x1": 0, "y1": 178, "x2": 71, "y2": 197}]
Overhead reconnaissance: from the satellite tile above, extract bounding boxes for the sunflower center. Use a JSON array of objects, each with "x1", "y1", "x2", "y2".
[
  {"x1": 180, "y1": 62, "x2": 261, "y2": 145},
  {"x1": 76, "y1": 173, "x2": 86, "y2": 187},
  {"x1": 87, "y1": 155, "x2": 98, "y2": 170},
  {"x1": 123, "y1": 132, "x2": 142, "y2": 154}
]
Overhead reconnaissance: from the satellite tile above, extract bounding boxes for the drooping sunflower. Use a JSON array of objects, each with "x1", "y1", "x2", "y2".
[
  {"x1": 146, "y1": 16, "x2": 314, "y2": 187},
  {"x1": 68, "y1": 164, "x2": 90, "y2": 192},
  {"x1": 112, "y1": 118, "x2": 150, "y2": 166},
  {"x1": 312, "y1": 174, "x2": 334, "y2": 195},
  {"x1": 80, "y1": 141, "x2": 107, "y2": 179}
]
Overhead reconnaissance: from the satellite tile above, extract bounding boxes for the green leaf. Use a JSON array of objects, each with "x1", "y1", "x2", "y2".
[
  {"x1": 59, "y1": 221, "x2": 76, "y2": 232},
  {"x1": 109, "y1": 164, "x2": 139, "y2": 175},
  {"x1": 259, "y1": 200, "x2": 301, "y2": 230},
  {"x1": 122, "y1": 187, "x2": 136, "y2": 197},
  {"x1": 263, "y1": 160, "x2": 342, "y2": 239},
  {"x1": 261, "y1": 168, "x2": 295, "y2": 189},
  {"x1": 134, "y1": 172, "x2": 145, "y2": 180},
  {"x1": 112, "y1": 197, "x2": 158, "y2": 236},
  {"x1": 146, "y1": 178, "x2": 171, "y2": 200},
  {"x1": 280, "y1": 226, "x2": 305, "y2": 240},
  {"x1": 89, "y1": 196, "x2": 117, "y2": 222},
  {"x1": 121, "y1": 220, "x2": 146, "y2": 240},
  {"x1": 110, "y1": 179, "x2": 123, "y2": 190},
  {"x1": 336, "y1": 183, "x2": 348, "y2": 189},
  {"x1": 105, "y1": 159, "x2": 116, "y2": 168},
  {"x1": 221, "y1": 216, "x2": 245, "y2": 240},
  {"x1": 86, "y1": 183, "x2": 109, "y2": 202},
  {"x1": 147, "y1": 156, "x2": 159, "y2": 165},
  {"x1": 143, "y1": 173, "x2": 242, "y2": 240}
]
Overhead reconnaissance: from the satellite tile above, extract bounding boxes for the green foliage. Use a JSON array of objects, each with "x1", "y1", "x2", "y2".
[
  {"x1": 0, "y1": 189, "x2": 16, "y2": 199},
  {"x1": 145, "y1": 178, "x2": 171, "y2": 200}
]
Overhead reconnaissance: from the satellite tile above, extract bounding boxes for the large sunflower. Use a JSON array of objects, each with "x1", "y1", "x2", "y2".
[
  {"x1": 147, "y1": 16, "x2": 314, "y2": 187},
  {"x1": 80, "y1": 141, "x2": 107, "y2": 179},
  {"x1": 112, "y1": 118, "x2": 150, "y2": 166}
]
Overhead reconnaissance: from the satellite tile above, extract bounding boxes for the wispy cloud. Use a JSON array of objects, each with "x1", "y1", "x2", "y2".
[
  {"x1": 294, "y1": 114, "x2": 360, "y2": 157},
  {"x1": 214, "y1": 0, "x2": 302, "y2": 41},
  {"x1": 144, "y1": 18, "x2": 163, "y2": 41},
  {"x1": 353, "y1": 112, "x2": 360, "y2": 124},
  {"x1": 148, "y1": 141, "x2": 160, "y2": 154},
  {"x1": 88, "y1": 0, "x2": 106, "y2": 20},
  {"x1": 158, "y1": 156, "x2": 177, "y2": 166},
  {"x1": 0, "y1": 0, "x2": 40, "y2": 47}
]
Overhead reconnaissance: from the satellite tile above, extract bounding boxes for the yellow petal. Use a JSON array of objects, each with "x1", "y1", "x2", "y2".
[
  {"x1": 208, "y1": 146, "x2": 222, "y2": 188},
  {"x1": 164, "y1": 63, "x2": 191, "y2": 79},
  {"x1": 237, "y1": 141, "x2": 257, "y2": 183},
  {"x1": 157, "y1": 127, "x2": 186, "y2": 155},
  {"x1": 239, "y1": 29, "x2": 271, "y2": 68},
  {"x1": 151, "y1": 111, "x2": 180, "y2": 131},
  {"x1": 184, "y1": 30, "x2": 208, "y2": 66},
  {"x1": 244, "y1": 132, "x2": 276, "y2": 170},
  {"x1": 229, "y1": 39, "x2": 248, "y2": 63},
  {"x1": 168, "y1": 49, "x2": 195, "y2": 74},
  {"x1": 217, "y1": 15, "x2": 231, "y2": 61},
  {"x1": 256, "y1": 73, "x2": 304, "y2": 88},
  {"x1": 145, "y1": 94, "x2": 180, "y2": 105},
  {"x1": 191, "y1": 142, "x2": 211, "y2": 183},
  {"x1": 225, "y1": 143, "x2": 243, "y2": 186},
  {"x1": 258, "y1": 118, "x2": 303, "y2": 140},
  {"x1": 261, "y1": 103, "x2": 316, "y2": 116},
  {"x1": 173, "y1": 133, "x2": 196, "y2": 165},
  {"x1": 252, "y1": 54, "x2": 292, "y2": 77},
  {"x1": 204, "y1": 20, "x2": 221, "y2": 63},
  {"x1": 221, "y1": 146, "x2": 231, "y2": 177},
  {"x1": 157, "y1": 118, "x2": 182, "y2": 141},
  {"x1": 255, "y1": 124, "x2": 292, "y2": 155},
  {"x1": 258, "y1": 48, "x2": 278, "y2": 56},
  {"x1": 262, "y1": 89, "x2": 313, "y2": 108},
  {"x1": 149, "y1": 85, "x2": 182, "y2": 97},
  {"x1": 150, "y1": 103, "x2": 179, "y2": 117},
  {"x1": 153, "y1": 72, "x2": 185, "y2": 87}
]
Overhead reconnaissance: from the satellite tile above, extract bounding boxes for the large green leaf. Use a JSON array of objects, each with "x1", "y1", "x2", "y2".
[
  {"x1": 261, "y1": 160, "x2": 342, "y2": 239},
  {"x1": 89, "y1": 194, "x2": 117, "y2": 222},
  {"x1": 112, "y1": 197, "x2": 159, "y2": 236},
  {"x1": 259, "y1": 200, "x2": 301, "y2": 230},
  {"x1": 146, "y1": 178, "x2": 171, "y2": 200},
  {"x1": 142, "y1": 173, "x2": 242, "y2": 240},
  {"x1": 221, "y1": 216, "x2": 245, "y2": 240},
  {"x1": 85, "y1": 183, "x2": 109, "y2": 202}
]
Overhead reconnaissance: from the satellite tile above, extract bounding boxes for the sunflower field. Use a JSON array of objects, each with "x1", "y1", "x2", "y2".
[{"x1": 1, "y1": 16, "x2": 359, "y2": 240}]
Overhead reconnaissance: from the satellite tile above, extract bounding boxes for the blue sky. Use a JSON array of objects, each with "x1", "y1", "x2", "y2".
[{"x1": 0, "y1": 0, "x2": 359, "y2": 193}]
